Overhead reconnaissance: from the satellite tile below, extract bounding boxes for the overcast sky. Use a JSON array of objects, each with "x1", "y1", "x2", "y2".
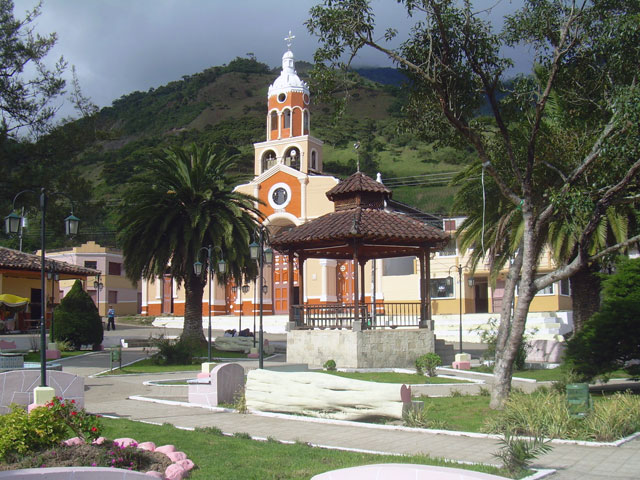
[{"x1": 14, "y1": 0, "x2": 527, "y2": 120}]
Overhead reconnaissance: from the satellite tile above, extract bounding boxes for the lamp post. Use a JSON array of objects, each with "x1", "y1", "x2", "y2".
[
  {"x1": 5, "y1": 188, "x2": 79, "y2": 388},
  {"x1": 93, "y1": 273, "x2": 104, "y2": 325},
  {"x1": 249, "y1": 227, "x2": 273, "y2": 369},
  {"x1": 193, "y1": 245, "x2": 226, "y2": 363},
  {"x1": 447, "y1": 264, "x2": 471, "y2": 354},
  {"x1": 232, "y1": 282, "x2": 250, "y2": 333},
  {"x1": 47, "y1": 268, "x2": 60, "y2": 343}
]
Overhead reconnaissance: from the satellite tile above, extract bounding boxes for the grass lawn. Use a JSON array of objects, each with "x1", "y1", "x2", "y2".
[
  {"x1": 323, "y1": 371, "x2": 470, "y2": 384},
  {"x1": 416, "y1": 395, "x2": 498, "y2": 433},
  {"x1": 24, "y1": 351, "x2": 91, "y2": 362},
  {"x1": 99, "y1": 358, "x2": 204, "y2": 375},
  {"x1": 472, "y1": 365, "x2": 632, "y2": 382},
  {"x1": 100, "y1": 417, "x2": 509, "y2": 479}
]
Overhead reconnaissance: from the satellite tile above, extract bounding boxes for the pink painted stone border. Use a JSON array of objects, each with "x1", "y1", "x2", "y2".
[{"x1": 0, "y1": 437, "x2": 195, "y2": 480}]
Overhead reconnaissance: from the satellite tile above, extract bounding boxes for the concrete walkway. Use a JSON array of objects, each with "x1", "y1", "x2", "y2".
[{"x1": 46, "y1": 343, "x2": 639, "y2": 480}]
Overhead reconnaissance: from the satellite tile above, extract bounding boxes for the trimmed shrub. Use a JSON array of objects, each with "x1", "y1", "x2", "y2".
[
  {"x1": 53, "y1": 280, "x2": 103, "y2": 350},
  {"x1": 415, "y1": 353, "x2": 441, "y2": 376},
  {"x1": 323, "y1": 359, "x2": 337, "y2": 371}
]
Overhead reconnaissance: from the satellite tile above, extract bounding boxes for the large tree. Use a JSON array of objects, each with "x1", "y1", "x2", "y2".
[
  {"x1": 308, "y1": 0, "x2": 640, "y2": 408},
  {"x1": 117, "y1": 143, "x2": 260, "y2": 343},
  {"x1": 0, "y1": 0, "x2": 66, "y2": 139}
]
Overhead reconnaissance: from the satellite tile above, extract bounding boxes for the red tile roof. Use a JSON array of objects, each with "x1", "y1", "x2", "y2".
[
  {"x1": 326, "y1": 172, "x2": 391, "y2": 201},
  {"x1": 0, "y1": 247, "x2": 98, "y2": 277},
  {"x1": 271, "y1": 207, "x2": 448, "y2": 251}
]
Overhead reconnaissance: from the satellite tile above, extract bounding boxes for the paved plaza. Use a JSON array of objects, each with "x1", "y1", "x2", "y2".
[{"x1": 3, "y1": 323, "x2": 639, "y2": 479}]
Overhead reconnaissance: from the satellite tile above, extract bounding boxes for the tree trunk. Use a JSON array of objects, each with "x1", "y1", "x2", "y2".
[
  {"x1": 570, "y1": 265, "x2": 602, "y2": 332},
  {"x1": 490, "y1": 209, "x2": 538, "y2": 410},
  {"x1": 181, "y1": 273, "x2": 206, "y2": 344}
]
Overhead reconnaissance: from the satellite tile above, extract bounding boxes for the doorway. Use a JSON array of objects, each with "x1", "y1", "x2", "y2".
[{"x1": 474, "y1": 281, "x2": 489, "y2": 313}]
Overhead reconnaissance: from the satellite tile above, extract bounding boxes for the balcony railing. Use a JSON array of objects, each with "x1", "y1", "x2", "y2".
[{"x1": 291, "y1": 302, "x2": 423, "y2": 330}]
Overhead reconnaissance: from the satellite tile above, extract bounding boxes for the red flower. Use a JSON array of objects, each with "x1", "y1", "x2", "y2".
[
  {"x1": 70, "y1": 411, "x2": 77, "y2": 416},
  {"x1": 70, "y1": 399, "x2": 75, "y2": 404},
  {"x1": 91, "y1": 427, "x2": 98, "y2": 432}
]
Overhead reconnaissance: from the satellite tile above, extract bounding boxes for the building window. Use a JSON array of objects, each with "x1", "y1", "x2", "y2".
[
  {"x1": 311, "y1": 150, "x2": 317, "y2": 170},
  {"x1": 560, "y1": 278, "x2": 571, "y2": 296},
  {"x1": 438, "y1": 238, "x2": 457, "y2": 256},
  {"x1": 84, "y1": 260, "x2": 97, "y2": 270},
  {"x1": 444, "y1": 219, "x2": 456, "y2": 231},
  {"x1": 108, "y1": 262, "x2": 121, "y2": 276},
  {"x1": 382, "y1": 257, "x2": 415, "y2": 276},
  {"x1": 535, "y1": 277, "x2": 554, "y2": 295},
  {"x1": 270, "y1": 111, "x2": 278, "y2": 131},
  {"x1": 431, "y1": 278, "x2": 454, "y2": 298},
  {"x1": 108, "y1": 290, "x2": 118, "y2": 305},
  {"x1": 284, "y1": 110, "x2": 291, "y2": 129}
]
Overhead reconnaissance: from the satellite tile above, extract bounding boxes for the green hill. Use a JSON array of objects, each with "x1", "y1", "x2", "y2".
[{"x1": 0, "y1": 57, "x2": 472, "y2": 251}]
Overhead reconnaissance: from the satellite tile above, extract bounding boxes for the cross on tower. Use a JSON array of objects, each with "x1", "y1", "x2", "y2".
[{"x1": 284, "y1": 30, "x2": 295, "y2": 49}]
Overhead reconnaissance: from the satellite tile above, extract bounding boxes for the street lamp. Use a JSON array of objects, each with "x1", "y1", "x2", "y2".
[
  {"x1": 93, "y1": 273, "x2": 104, "y2": 322},
  {"x1": 231, "y1": 282, "x2": 250, "y2": 333},
  {"x1": 47, "y1": 268, "x2": 60, "y2": 343},
  {"x1": 249, "y1": 227, "x2": 273, "y2": 369},
  {"x1": 193, "y1": 245, "x2": 226, "y2": 362},
  {"x1": 4, "y1": 188, "x2": 79, "y2": 388},
  {"x1": 447, "y1": 264, "x2": 470, "y2": 354}
]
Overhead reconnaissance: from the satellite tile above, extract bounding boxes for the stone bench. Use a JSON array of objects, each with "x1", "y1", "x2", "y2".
[
  {"x1": 311, "y1": 463, "x2": 508, "y2": 479},
  {"x1": 187, "y1": 363, "x2": 245, "y2": 407},
  {"x1": 0, "y1": 370, "x2": 84, "y2": 414}
]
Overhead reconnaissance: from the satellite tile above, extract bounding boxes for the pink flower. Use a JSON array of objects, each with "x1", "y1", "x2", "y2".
[{"x1": 91, "y1": 463, "x2": 97, "y2": 467}]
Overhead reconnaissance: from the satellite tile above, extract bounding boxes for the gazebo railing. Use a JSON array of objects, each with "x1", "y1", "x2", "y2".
[{"x1": 292, "y1": 302, "x2": 422, "y2": 330}]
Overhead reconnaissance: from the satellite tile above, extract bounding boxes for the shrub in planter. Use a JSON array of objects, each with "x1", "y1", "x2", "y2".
[{"x1": 53, "y1": 280, "x2": 103, "y2": 350}]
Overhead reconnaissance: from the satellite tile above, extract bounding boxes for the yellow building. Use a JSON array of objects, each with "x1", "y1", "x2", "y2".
[{"x1": 47, "y1": 241, "x2": 140, "y2": 317}]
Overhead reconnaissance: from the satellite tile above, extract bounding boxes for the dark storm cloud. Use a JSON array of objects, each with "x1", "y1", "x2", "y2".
[{"x1": 14, "y1": 0, "x2": 527, "y2": 119}]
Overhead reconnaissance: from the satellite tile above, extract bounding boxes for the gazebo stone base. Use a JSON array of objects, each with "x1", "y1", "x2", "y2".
[{"x1": 287, "y1": 328, "x2": 435, "y2": 369}]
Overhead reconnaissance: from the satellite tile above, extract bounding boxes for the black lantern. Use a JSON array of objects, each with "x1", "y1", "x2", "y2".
[
  {"x1": 64, "y1": 214, "x2": 80, "y2": 236},
  {"x1": 4, "y1": 212, "x2": 21, "y2": 234}
]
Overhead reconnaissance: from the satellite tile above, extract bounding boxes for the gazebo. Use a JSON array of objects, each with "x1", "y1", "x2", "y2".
[{"x1": 271, "y1": 172, "x2": 449, "y2": 368}]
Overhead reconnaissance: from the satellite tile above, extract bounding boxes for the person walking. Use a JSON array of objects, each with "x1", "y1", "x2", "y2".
[{"x1": 107, "y1": 306, "x2": 116, "y2": 331}]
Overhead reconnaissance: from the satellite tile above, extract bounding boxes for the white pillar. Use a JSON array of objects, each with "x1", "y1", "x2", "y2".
[{"x1": 299, "y1": 176, "x2": 309, "y2": 222}]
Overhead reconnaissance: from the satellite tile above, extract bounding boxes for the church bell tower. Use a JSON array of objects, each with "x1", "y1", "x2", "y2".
[{"x1": 254, "y1": 31, "x2": 323, "y2": 177}]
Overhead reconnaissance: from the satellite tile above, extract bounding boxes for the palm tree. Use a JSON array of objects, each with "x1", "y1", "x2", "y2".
[{"x1": 117, "y1": 143, "x2": 260, "y2": 343}]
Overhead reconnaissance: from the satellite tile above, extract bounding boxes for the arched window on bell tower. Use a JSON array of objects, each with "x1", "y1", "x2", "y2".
[
  {"x1": 311, "y1": 150, "x2": 317, "y2": 171},
  {"x1": 284, "y1": 147, "x2": 300, "y2": 170},
  {"x1": 269, "y1": 111, "x2": 278, "y2": 139},
  {"x1": 284, "y1": 109, "x2": 291, "y2": 130},
  {"x1": 262, "y1": 150, "x2": 277, "y2": 172},
  {"x1": 303, "y1": 110, "x2": 309, "y2": 135}
]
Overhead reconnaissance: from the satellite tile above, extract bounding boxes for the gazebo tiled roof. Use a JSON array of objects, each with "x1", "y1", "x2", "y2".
[
  {"x1": 326, "y1": 171, "x2": 391, "y2": 200},
  {"x1": 0, "y1": 247, "x2": 98, "y2": 277},
  {"x1": 271, "y1": 172, "x2": 448, "y2": 260}
]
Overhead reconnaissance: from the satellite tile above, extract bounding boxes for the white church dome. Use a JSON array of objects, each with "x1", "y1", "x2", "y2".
[{"x1": 268, "y1": 48, "x2": 309, "y2": 97}]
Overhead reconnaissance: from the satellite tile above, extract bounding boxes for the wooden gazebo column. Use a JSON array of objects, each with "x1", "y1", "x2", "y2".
[
  {"x1": 360, "y1": 260, "x2": 367, "y2": 327},
  {"x1": 418, "y1": 246, "x2": 432, "y2": 328},
  {"x1": 288, "y1": 251, "x2": 296, "y2": 324},
  {"x1": 298, "y1": 254, "x2": 305, "y2": 311},
  {"x1": 353, "y1": 241, "x2": 360, "y2": 324}
]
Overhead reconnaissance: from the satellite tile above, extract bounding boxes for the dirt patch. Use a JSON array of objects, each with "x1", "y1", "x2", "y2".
[{"x1": 0, "y1": 440, "x2": 173, "y2": 473}]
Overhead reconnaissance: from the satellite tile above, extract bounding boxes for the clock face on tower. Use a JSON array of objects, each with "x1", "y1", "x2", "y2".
[{"x1": 272, "y1": 187, "x2": 288, "y2": 206}]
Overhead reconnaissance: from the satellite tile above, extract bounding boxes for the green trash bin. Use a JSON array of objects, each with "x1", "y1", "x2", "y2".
[
  {"x1": 567, "y1": 383, "x2": 591, "y2": 418},
  {"x1": 110, "y1": 346, "x2": 122, "y2": 370}
]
